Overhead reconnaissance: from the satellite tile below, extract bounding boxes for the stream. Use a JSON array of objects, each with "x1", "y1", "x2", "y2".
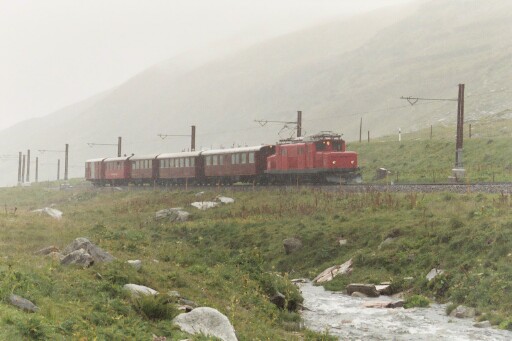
[{"x1": 299, "y1": 282, "x2": 511, "y2": 340}]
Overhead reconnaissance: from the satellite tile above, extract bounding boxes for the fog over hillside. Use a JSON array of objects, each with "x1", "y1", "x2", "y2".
[{"x1": 1, "y1": 0, "x2": 511, "y2": 186}]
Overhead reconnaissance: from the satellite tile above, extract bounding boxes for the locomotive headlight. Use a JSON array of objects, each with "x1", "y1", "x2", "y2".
[
  {"x1": 332, "y1": 161, "x2": 336, "y2": 165},
  {"x1": 351, "y1": 160, "x2": 355, "y2": 164}
]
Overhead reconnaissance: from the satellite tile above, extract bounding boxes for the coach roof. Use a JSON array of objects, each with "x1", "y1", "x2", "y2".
[{"x1": 201, "y1": 145, "x2": 271, "y2": 156}]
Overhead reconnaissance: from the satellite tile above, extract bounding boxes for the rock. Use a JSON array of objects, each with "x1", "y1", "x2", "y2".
[
  {"x1": 283, "y1": 237, "x2": 303, "y2": 255},
  {"x1": 155, "y1": 208, "x2": 190, "y2": 222},
  {"x1": 346, "y1": 284, "x2": 380, "y2": 297},
  {"x1": 449, "y1": 305, "x2": 476, "y2": 319},
  {"x1": 152, "y1": 335, "x2": 167, "y2": 341},
  {"x1": 313, "y1": 259, "x2": 353, "y2": 283},
  {"x1": 378, "y1": 237, "x2": 395, "y2": 250},
  {"x1": 168, "y1": 290, "x2": 181, "y2": 298},
  {"x1": 34, "y1": 245, "x2": 60, "y2": 255},
  {"x1": 376, "y1": 284, "x2": 392, "y2": 295},
  {"x1": 363, "y1": 300, "x2": 404, "y2": 309},
  {"x1": 291, "y1": 278, "x2": 308, "y2": 284},
  {"x1": 338, "y1": 239, "x2": 348, "y2": 246},
  {"x1": 270, "y1": 292, "x2": 286, "y2": 309},
  {"x1": 123, "y1": 284, "x2": 158, "y2": 296},
  {"x1": 127, "y1": 260, "x2": 142, "y2": 270},
  {"x1": 62, "y1": 237, "x2": 114, "y2": 263},
  {"x1": 351, "y1": 291, "x2": 368, "y2": 298},
  {"x1": 191, "y1": 202, "x2": 218, "y2": 210},
  {"x1": 32, "y1": 207, "x2": 63, "y2": 219},
  {"x1": 178, "y1": 305, "x2": 194, "y2": 312},
  {"x1": 9, "y1": 294, "x2": 39, "y2": 313},
  {"x1": 474, "y1": 320, "x2": 491, "y2": 328},
  {"x1": 426, "y1": 268, "x2": 444, "y2": 281},
  {"x1": 179, "y1": 298, "x2": 198, "y2": 308},
  {"x1": 173, "y1": 307, "x2": 238, "y2": 341},
  {"x1": 60, "y1": 249, "x2": 94, "y2": 267},
  {"x1": 216, "y1": 196, "x2": 235, "y2": 204}
]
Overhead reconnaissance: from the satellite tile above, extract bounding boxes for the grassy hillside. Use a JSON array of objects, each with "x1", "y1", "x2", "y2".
[
  {"x1": 350, "y1": 118, "x2": 512, "y2": 183},
  {"x1": 2, "y1": 182, "x2": 512, "y2": 338}
]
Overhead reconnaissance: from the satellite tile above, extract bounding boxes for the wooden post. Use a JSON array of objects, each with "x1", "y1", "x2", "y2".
[
  {"x1": 21, "y1": 155, "x2": 26, "y2": 183},
  {"x1": 57, "y1": 159, "x2": 60, "y2": 180},
  {"x1": 359, "y1": 118, "x2": 362, "y2": 143},
  {"x1": 469, "y1": 124, "x2": 472, "y2": 139},
  {"x1": 367, "y1": 131, "x2": 370, "y2": 143},
  {"x1": 35, "y1": 157, "x2": 39, "y2": 183},
  {"x1": 430, "y1": 125, "x2": 433, "y2": 140},
  {"x1": 17, "y1": 152, "x2": 22, "y2": 184},
  {"x1": 297, "y1": 111, "x2": 302, "y2": 138}
]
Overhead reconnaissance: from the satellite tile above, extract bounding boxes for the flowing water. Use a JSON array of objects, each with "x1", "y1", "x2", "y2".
[{"x1": 299, "y1": 282, "x2": 511, "y2": 340}]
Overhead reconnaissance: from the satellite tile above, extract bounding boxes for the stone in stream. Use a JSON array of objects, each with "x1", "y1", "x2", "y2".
[
  {"x1": 346, "y1": 284, "x2": 380, "y2": 297},
  {"x1": 474, "y1": 321, "x2": 492, "y2": 328},
  {"x1": 376, "y1": 284, "x2": 392, "y2": 295},
  {"x1": 9, "y1": 294, "x2": 39, "y2": 313},
  {"x1": 363, "y1": 300, "x2": 404, "y2": 309},
  {"x1": 313, "y1": 258, "x2": 352, "y2": 283},
  {"x1": 351, "y1": 291, "x2": 368, "y2": 298},
  {"x1": 449, "y1": 305, "x2": 476, "y2": 319}
]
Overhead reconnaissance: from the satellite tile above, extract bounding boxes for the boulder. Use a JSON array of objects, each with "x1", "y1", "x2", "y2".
[
  {"x1": 123, "y1": 284, "x2": 158, "y2": 296},
  {"x1": 376, "y1": 284, "x2": 392, "y2": 295},
  {"x1": 216, "y1": 196, "x2": 235, "y2": 204},
  {"x1": 426, "y1": 268, "x2": 444, "y2": 281},
  {"x1": 62, "y1": 237, "x2": 114, "y2": 263},
  {"x1": 173, "y1": 307, "x2": 238, "y2": 341},
  {"x1": 346, "y1": 284, "x2": 380, "y2": 297},
  {"x1": 449, "y1": 305, "x2": 476, "y2": 319},
  {"x1": 9, "y1": 294, "x2": 39, "y2": 313},
  {"x1": 191, "y1": 202, "x2": 218, "y2": 210},
  {"x1": 155, "y1": 208, "x2": 190, "y2": 222},
  {"x1": 47, "y1": 251, "x2": 64, "y2": 261},
  {"x1": 313, "y1": 259, "x2": 353, "y2": 283},
  {"x1": 32, "y1": 207, "x2": 63, "y2": 219},
  {"x1": 127, "y1": 260, "x2": 142, "y2": 270},
  {"x1": 338, "y1": 239, "x2": 348, "y2": 246},
  {"x1": 283, "y1": 238, "x2": 303, "y2": 255},
  {"x1": 60, "y1": 249, "x2": 94, "y2": 267}
]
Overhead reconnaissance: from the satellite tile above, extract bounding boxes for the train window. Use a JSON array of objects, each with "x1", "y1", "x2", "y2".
[
  {"x1": 213, "y1": 155, "x2": 218, "y2": 166},
  {"x1": 333, "y1": 141, "x2": 342, "y2": 151},
  {"x1": 185, "y1": 158, "x2": 190, "y2": 167},
  {"x1": 191, "y1": 158, "x2": 195, "y2": 167},
  {"x1": 231, "y1": 154, "x2": 236, "y2": 164},
  {"x1": 249, "y1": 152, "x2": 255, "y2": 163},
  {"x1": 316, "y1": 141, "x2": 326, "y2": 151},
  {"x1": 206, "y1": 156, "x2": 211, "y2": 166},
  {"x1": 179, "y1": 158, "x2": 184, "y2": 167},
  {"x1": 241, "y1": 153, "x2": 247, "y2": 164},
  {"x1": 219, "y1": 156, "x2": 223, "y2": 165}
]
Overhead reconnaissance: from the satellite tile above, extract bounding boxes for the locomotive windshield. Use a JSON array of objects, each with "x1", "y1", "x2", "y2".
[{"x1": 315, "y1": 140, "x2": 343, "y2": 151}]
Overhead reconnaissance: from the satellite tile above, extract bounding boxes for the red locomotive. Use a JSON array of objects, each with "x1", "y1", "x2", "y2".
[{"x1": 85, "y1": 132, "x2": 359, "y2": 186}]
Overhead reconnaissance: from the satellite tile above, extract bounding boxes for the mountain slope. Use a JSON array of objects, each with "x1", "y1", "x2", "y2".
[{"x1": 1, "y1": 0, "x2": 512, "y2": 186}]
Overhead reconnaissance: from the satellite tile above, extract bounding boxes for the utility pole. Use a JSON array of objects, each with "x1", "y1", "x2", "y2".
[
  {"x1": 88, "y1": 138, "x2": 121, "y2": 156},
  {"x1": 57, "y1": 159, "x2": 60, "y2": 180},
  {"x1": 255, "y1": 112, "x2": 303, "y2": 139},
  {"x1": 26, "y1": 149, "x2": 30, "y2": 183},
  {"x1": 158, "y1": 125, "x2": 197, "y2": 152},
  {"x1": 22, "y1": 155, "x2": 26, "y2": 183},
  {"x1": 359, "y1": 118, "x2": 362, "y2": 143},
  {"x1": 118, "y1": 137, "x2": 122, "y2": 157},
  {"x1": 401, "y1": 84, "x2": 465, "y2": 181}
]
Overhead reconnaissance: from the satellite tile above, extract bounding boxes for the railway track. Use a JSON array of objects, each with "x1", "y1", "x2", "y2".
[{"x1": 86, "y1": 181, "x2": 512, "y2": 194}]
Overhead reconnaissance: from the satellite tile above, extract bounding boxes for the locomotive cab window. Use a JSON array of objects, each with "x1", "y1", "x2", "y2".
[
  {"x1": 332, "y1": 141, "x2": 342, "y2": 151},
  {"x1": 315, "y1": 141, "x2": 326, "y2": 151}
]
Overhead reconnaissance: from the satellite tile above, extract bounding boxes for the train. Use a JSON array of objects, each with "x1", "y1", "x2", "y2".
[{"x1": 85, "y1": 132, "x2": 360, "y2": 186}]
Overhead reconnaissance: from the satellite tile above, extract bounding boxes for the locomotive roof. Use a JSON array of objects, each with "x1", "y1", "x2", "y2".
[
  {"x1": 201, "y1": 145, "x2": 271, "y2": 155},
  {"x1": 130, "y1": 154, "x2": 160, "y2": 161},
  {"x1": 157, "y1": 151, "x2": 202, "y2": 159}
]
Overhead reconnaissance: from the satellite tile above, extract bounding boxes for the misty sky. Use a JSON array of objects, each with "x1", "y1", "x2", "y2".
[{"x1": 0, "y1": 0, "x2": 415, "y2": 131}]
